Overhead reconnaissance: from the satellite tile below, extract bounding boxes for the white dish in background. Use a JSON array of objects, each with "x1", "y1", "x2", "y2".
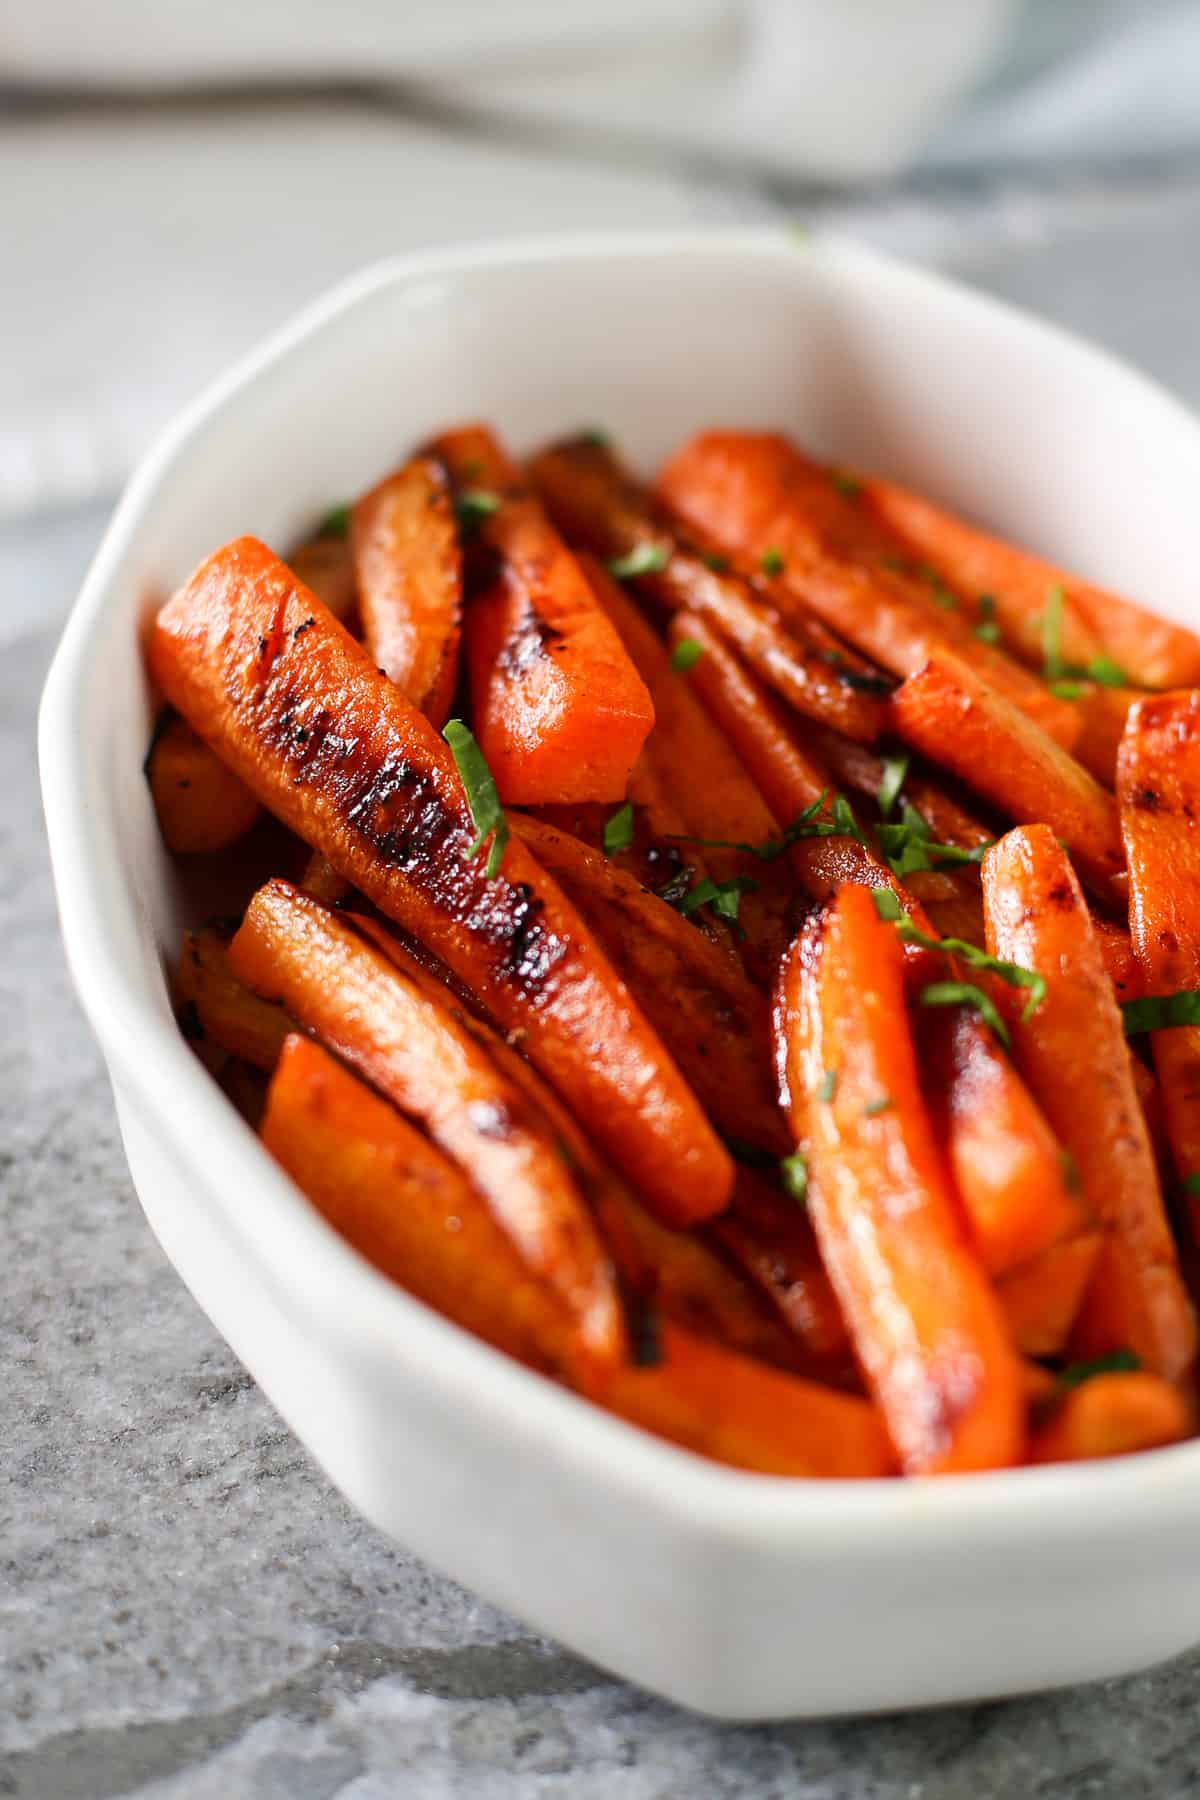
[{"x1": 39, "y1": 231, "x2": 1200, "y2": 1720}]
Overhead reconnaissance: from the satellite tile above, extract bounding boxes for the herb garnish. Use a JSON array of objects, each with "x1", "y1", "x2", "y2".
[
  {"x1": 454, "y1": 489, "x2": 501, "y2": 533},
  {"x1": 780, "y1": 1153, "x2": 809, "y2": 1203},
  {"x1": 1058, "y1": 1349, "x2": 1139, "y2": 1389},
  {"x1": 603, "y1": 802, "x2": 634, "y2": 857},
  {"x1": 863, "y1": 1095, "x2": 893, "y2": 1117},
  {"x1": 580, "y1": 427, "x2": 611, "y2": 448},
  {"x1": 760, "y1": 548, "x2": 786, "y2": 577},
  {"x1": 1048, "y1": 679, "x2": 1086, "y2": 700},
  {"x1": 1040, "y1": 585, "x2": 1131, "y2": 687},
  {"x1": 670, "y1": 638, "x2": 705, "y2": 673},
  {"x1": 817, "y1": 1070, "x2": 838, "y2": 1103},
  {"x1": 1042, "y1": 583, "x2": 1066, "y2": 679},
  {"x1": 702, "y1": 551, "x2": 729, "y2": 573},
  {"x1": 974, "y1": 621, "x2": 1001, "y2": 644},
  {"x1": 877, "y1": 749, "x2": 910, "y2": 818},
  {"x1": 829, "y1": 470, "x2": 861, "y2": 499},
  {"x1": 870, "y1": 890, "x2": 1046, "y2": 1022},
  {"x1": 1184, "y1": 1173, "x2": 1200, "y2": 1197},
  {"x1": 607, "y1": 541, "x2": 669, "y2": 580},
  {"x1": 876, "y1": 801, "x2": 991, "y2": 878},
  {"x1": 1060, "y1": 1149, "x2": 1082, "y2": 1194},
  {"x1": 1086, "y1": 655, "x2": 1127, "y2": 688},
  {"x1": 919, "y1": 981, "x2": 1012, "y2": 1047},
  {"x1": 318, "y1": 503, "x2": 350, "y2": 537},
  {"x1": 442, "y1": 719, "x2": 509, "y2": 877},
  {"x1": 676, "y1": 874, "x2": 758, "y2": 924},
  {"x1": 667, "y1": 791, "x2": 866, "y2": 863},
  {"x1": 1121, "y1": 991, "x2": 1200, "y2": 1035}
]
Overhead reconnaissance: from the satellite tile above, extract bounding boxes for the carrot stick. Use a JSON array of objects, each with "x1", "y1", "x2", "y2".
[
  {"x1": 510, "y1": 813, "x2": 786, "y2": 1152},
  {"x1": 981, "y1": 824, "x2": 1197, "y2": 1382},
  {"x1": 583, "y1": 1320, "x2": 895, "y2": 1478},
  {"x1": 1069, "y1": 683, "x2": 1140, "y2": 786},
  {"x1": 175, "y1": 926, "x2": 293, "y2": 1069},
  {"x1": 780, "y1": 887, "x2": 1024, "y2": 1473},
  {"x1": 147, "y1": 712, "x2": 260, "y2": 853},
  {"x1": 998, "y1": 1237, "x2": 1107, "y2": 1359},
  {"x1": 709, "y1": 1169, "x2": 854, "y2": 1370},
  {"x1": 427, "y1": 425, "x2": 653, "y2": 805},
  {"x1": 1092, "y1": 915, "x2": 1142, "y2": 1003},
  {"x1": 861, "y1": 473, "x2": 1200, "y2": 690},
  {"x1": 657, "y1": 431, "x2": 1081, "y2": 747},
  {"x1": 351, "y1": 455, "x2": 462, "y2": 726},
  {"x1": 231, "y1": 879, "x2": 627, "y2": 1359},
  {"x1": 530, "y1": 436, "x2": 885, "y2": 744},
  {"x1": 890, "y1": 654, "x2": 1124, "y2": 896},
  {"x1": 149, "y1": 537, "x2": 731, "y2": 1223},
  {"x1": 286, "y1": 532, "x2": 357, "y2": 624},
  {"x1": 1117, "y1": 690, "x2": 1200, "y2": 1227},
  {"x1": 1029, "y1": 1372, "x2": 1190, "y2": 1464},
  {"x1": 262, "y1": 1035, "x2": 578, "y2": 1375}
]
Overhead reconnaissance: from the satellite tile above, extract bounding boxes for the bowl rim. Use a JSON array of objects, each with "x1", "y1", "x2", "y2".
[{"x1": 38, "y1": 224, "x2": 1200, "y2": 1543}]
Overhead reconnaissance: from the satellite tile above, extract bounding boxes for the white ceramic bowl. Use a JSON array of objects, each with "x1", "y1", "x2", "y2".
[{"x1": 39, "y1": 231, "x2": 1200, "y2": 1720}]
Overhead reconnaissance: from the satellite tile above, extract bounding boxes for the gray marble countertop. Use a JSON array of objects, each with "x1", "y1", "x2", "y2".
[{"x1": 9, "y1": 171, "x2": 1200, "y2": 1797}]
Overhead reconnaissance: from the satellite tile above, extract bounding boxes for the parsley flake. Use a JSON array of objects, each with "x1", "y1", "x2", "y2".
[
  {"x1": 780, "y1": 1153, "x2": 809, "y2": 1203},
  {"x1": 816, "y1": 1070, "x2": 838, "y2": 1103},
  {"x1": 877, "y1": 750, "x2": 910, "y2": 819},
  {"x1": 760, "y1": 548, "x2": 786, "y2": 577},
  {"x1": 318, "y1": 503, "x2": 350, "y2": 537},
  {"x1": 919, "y1": 980, "x2": 1011, "y2": 1047},
  {"x1": 603, "y1": 802, "x2": 635, "y2": 857},
  {"x1": 443, "y1": 719, "x2": 509, "y2": 878},
  {"x1": 1058, "y1": 1349, "x2": 1140, "y2": 1390},
  {"x1": 608, "y1": 541, "x2": 670, "y2": 580},
  {"x1": 670, "y1": 638, "x2": 705, "y2": 674},
  {"x1": 1122, "y1": 991, "x2": 1200, "y2": 1035}
]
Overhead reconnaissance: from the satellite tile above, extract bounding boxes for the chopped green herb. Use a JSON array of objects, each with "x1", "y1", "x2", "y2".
[
  {"x1": 816, "y1": 1069, "x2": 838, "y2": 1103},
  {"x1": 318, "y1": 503, "x2": 350, "y2": 537},
  {"x1": 656, "y1": 865, "x2": 695, "y2": 908},
  {"x1": 702, "y1": 551, "x2": 729, "y2": 573},
  {"x1": 1041, "y1": 582, "x2": 1066, "y2": 679},
  {"x1": 760, "y1": 548, "x2": 786, "y2": 577},
  {"x1": 863, "y1": 1094, "x2": 893, "y2": 1118},
  {"x1": 1122, "y1": 991, "x2": 1200, "y2": 1035},
  {"x1": 824, "y1": 649, "x2": 845, "y2": 670},
  {"x1": 973, "y1": 620, "x2": 1001, "y2": 644},
  {"x1": 454, "y1": 488, "x2": 501, "y2": 532},
  {"x1": 780, "y1": 1153, "x2": 809, "y2": 1203},
  {"x1": 1184, "y1": 1173, "x2": 1200, "y2": 1196},
  {"x1": 871, "y1": 887, "x2": 904, "y2": 922},
  {"x1": 675, "y1": 874, "x2": 758, "y2": 925},
  {"x1": 442, "y1": 719, "x2": 509, "y2": 878},
  {"x1": 1058, "y1": 1349, "x2": 1139, "y2": 1390},
  {"x1": 879, "y1": 554, "x2": 911, "y2": 574},
  {"x1": 1086, "y1": 655, "x2": 1128, "y2": 688},
  {"x1": 893, "y1": 917, "x2": 1046, "y2": 1022},
  {"x1": 1049, "y1": 679, "x2": 1086, "y2": 700},
  {"x1": 603, "y1": 801, "x2": 635, "y2": 857},
  {"x1": 1060, "y1": 1149, "x2": 1082, "y2": 1194},
  {"x1": 828, "y1": 470, "x2": 861, "y2": 500},
  {"x1": 670, "y1": 637, "x2": 705, "y2": 674},
  {"x1": 666, "y1": 791, "x2": 865, "y2": 862},
  {"x1": 919, "y1": 980, "x2": 1011, "y2": 1048},
  {"x1": 608, "y1": 541, "x2": 670, "y2": 580},
  {"x1": 579, "y1": 427, "x2": 611, "y2": 448},
  {"x1": 977, "y1": 593, "x2": 997, "y2": 618},
  {"x1": 877, "y1": 750, "x2": 910, "y2": 818},
  {"x1": 876, "y1": 801, "x2": 990, "y2": 879},
  {"x1": 919, "y1": 565, "x2": 957, "y2": 609}
]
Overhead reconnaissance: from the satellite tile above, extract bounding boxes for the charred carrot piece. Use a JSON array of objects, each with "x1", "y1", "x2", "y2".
[
  {"x1": 231, "y1": 880, "x2": 626, "y2": 1359},
  {"x1": 426, "y1": 425, "x2": 653, "y2": 805},
  {"x1": 780, "y1": 887, "x2": 1024, "y2": 1473},
  {"x1": 1117, "y1": 691, "x2": 1200, "y2": 1229},
  {"x1": 175, "y1": 926, "x2": 292, "y2": 1069},
  {"x1": 351, "y1": 456, "x2": 462, "y2": 726},
  {"x1": 1029, "y1": 1372, "x2": 1190, "y2": 1464},
  {"x1": 657, "y1": 432, "x2": 1081, "y2": 747},
  {"x1": 286, "y1": 532, "x2": 357, "y2": 624},
  {"x1": 583, "y1": 1319, "x2": 895, "y2": 1478},
  {"x1": 982, "y1": 824, "x2": 1197, "y2": 1382},
  {"x1": 147, "y1": 712, "x2": 260, "y2": 853},
  {"x1": 861, "y1": 473, "x2": 1200, "y2": 691},
  {"x1": 511, "y1": 813, "x2": 786, "y2": 1153},
  {"x1": 891, "y1": 654, "x2": 1124, "y2": 897},
  {"x1": 531, "y1": 436, "x2": 885, "y2": 743},
  {"x1": 1092, "y1": 916, "x2": 1142, "y2": 1003},
  {"x1": 920, "y1": 1003, "x2": 1098, "y2": 1283},
  {"x1": 149, "y1": 537, "x2": 731, "y2": 1223},
  {"x1": 263, "y1": 1035, "x2": 577, "y2": 1375},
  {"x1": 708, "y1": 1168, "x2": 854, "y2": 1371}
]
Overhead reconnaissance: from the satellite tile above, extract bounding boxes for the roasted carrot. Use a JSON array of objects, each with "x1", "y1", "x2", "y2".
[
  {"x1": 231, "y1": 879, "x2": 626, "y2": 1360},
  {"x1": 263, "y1": 1035, "x2": 577, "y2": 1375},
  {"x1": 861, "y1": 473, "x2": 1200, "y2": 690},
  {"x1": 531, "y1": 436, "x2": 885, "y2": 743},
  {"x1": 919, "y1": 1004, "x2": 1097, "y2": 1286},
  {"x1": 657, "y1": 431, "x2": 1081, "y2": 747},
  {"x1": 1092, "y1": 915, "x2": 1142, "y2": 1002},
  {"x1": 1070, "y1": 683, "x2": 1140, "y2": 786},
  {"x1": 890, "y1": 654, "x2": 1124, "y2": 896},
  {"x1": 425, "y1": 425, "x2": 653, "y2": 805},
  {"x1": 583, "y1": 1320, "x2": 895, "y2": 1478},
  {"x1": 781, "y1": 887, "x2": 1024, "y2": 1473},
  {"x1": 149, "y1": 537, "x2": 731, "y2": 1222},
  {"x1": 998, "y1": 1237, "x2": 1108, "y2": 1360},
  {"x1": 1117, "y1": 690, "x2": 1200, "y2": 1227},
  {"x1": 147, "y1": 712, "x2": 260, "y2": 853},
  {"x1": 709, "y1": 1169, "x2": 854, "y2": 1370},
  {"x1": 299, "y1": 849, "x2": 351, "y2": 907},
  {"x1": 287, "y1": 532, "x2": 357, "y2": 624},
  {"x1": 351, "y1": 456, "x2": 462, "y2": 726},
  {"x1": 510, "y1": 814, "x2": 786, "y2": 1153},
  {"x1": 175, "y1": 926, "x2": 292, "y2": 1069},
  {"x1": 1029, "y1": 1372, "x2": 1190, "y2": 1464},
  {"x1": 982, "y1": 824, "x2": 1197, "y2": 1382}
]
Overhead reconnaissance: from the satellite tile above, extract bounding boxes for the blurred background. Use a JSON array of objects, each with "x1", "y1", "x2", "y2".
[{"x1": 6, "y1": 0, "x2": 1200, "y2": 642}]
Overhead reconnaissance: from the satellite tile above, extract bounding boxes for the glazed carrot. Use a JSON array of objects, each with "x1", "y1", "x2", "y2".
[
  {"x1": 920, "y1": 1004, "x2": 1097, "y2": 1285},
  {"x1": 708, "y1": 1169, "x2": 854, "y2": 1369},
  {"x1": 657, "y1": 432, "x2": 1080, "y2": 748},
  {"x1": 351, "y1": 456, "x2": 462, "y2": 726},
  {"x1": 231, "y1": 879, "x2": 626, "y2": 1360},
  {"x1": 510, "y1": 814, "x2": 786, "y2": 1152},
  {"x1": 1029, "y1": 1372, "x2": 1190, "y2": 1464},
  {"x1": 147, "y1": 713, "x2": 260, "y2": 853},
  {"x1": 982, "y1": 824, "x2": 1197, "y2": 1382},
  {"x1": 530, "y1": 436, "x2": 885, "y2": 743},
  {"x1": 263, "y1": 1035, "x2": 577, "y2": 1376},
  {"x1": 427, "y1": 425, "x2": 653, "y2": 804},
  {"x1": 998, "y1": 1237, "x2": 1107, "y2": 1359},
  {"x1": 299, "y1": 849, "x2": 351, "y2": 907},
  {"x1": 149, "y1": 537, "x2": 731, "y2": 1222},
  {"x1": 781, "y1": 888, "x2": 1024, "y2": 1473},
  {"x1": 891, "y1": 654, "x2": 1124, "y2": 896},
  {"x1": 1117, "y1": 691, "x2": 1200, "y2": 1224},
  {"x1": 1070, "y1": 683, "x2": 1140, "y2": 786},
  {"x1": 1092, "y1": 916, "x2": 1142, "y2": 1002},
  {"x1": 861, "y1": 473, "x2": 1200, "y2": 690},
  {"x1": 583, "y1": 1320, "x2": 895, "y2": 1479},
  {"x1": 287, "y1": 532, "x2": 357, "y2": 623},
  {"x1": 175, "y1": 927, "x2": 292, "y2": 1069}
]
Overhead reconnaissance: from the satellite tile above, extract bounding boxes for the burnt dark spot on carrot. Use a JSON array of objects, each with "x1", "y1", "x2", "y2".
[
  {"x1": 497, "y1": 604, "x2": 564, "y2": 680},
  {"x1": 176, "y1": 778, "x2": 191, "y2": 790},
  {"x1": 1132, "y1": 787, "x2": 1163, "y2": 811},
  {"x1": 294, "y1": 618, "x2": 316, "y2": 639},
  {"x1": 1045, "y1": 879, "x2": 1074, "y2": 908},
  {"x1": 1159, "y1": 928, "x2": 1180, "y2": 955}
]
